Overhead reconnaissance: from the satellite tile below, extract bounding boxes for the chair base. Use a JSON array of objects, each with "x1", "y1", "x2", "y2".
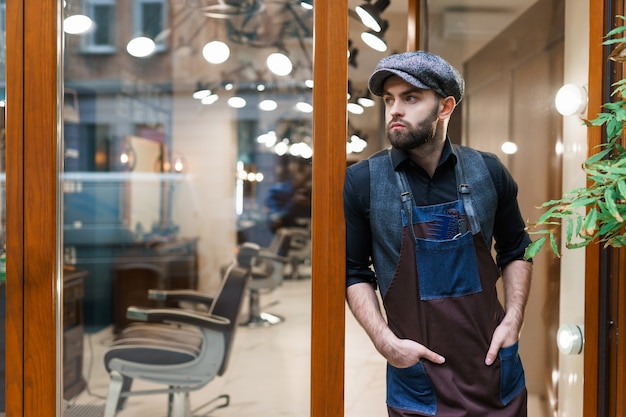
[{"x1": 240, "y1": 311, "x2": 285, "y2": 328}]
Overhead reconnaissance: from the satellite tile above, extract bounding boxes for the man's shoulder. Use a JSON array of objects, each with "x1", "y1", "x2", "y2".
[
  {"x1": 457, "y1": 145, "x2": 503, "y2": 172},
  {"x1": 346, "y1": 148, "x2": 389, "y2": 175}
]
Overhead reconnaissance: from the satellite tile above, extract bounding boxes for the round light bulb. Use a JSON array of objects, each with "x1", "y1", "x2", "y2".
[
  {"x1": 127, "y1": 37, "x2": 156, "y2": 58},
  {"x1": 555, "y1": 84, "x2": 587, "y2": 116},
  {"x1": 267, "y1": 52, "x2": 293, "y2": 76},
  {"x1": 361, "y1": 31, "x2": 387, "y2": 52},
  {"x1": 64, "y1": 15, "x2": 93, "y2": 35},
  {"x1": 202, "y1": 41, "x2": 230, "y2": 64}
]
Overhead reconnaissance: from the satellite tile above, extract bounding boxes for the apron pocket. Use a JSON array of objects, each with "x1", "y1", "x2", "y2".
[
  {"x1": 414, "y1": 231, "x2": 482, "y2": 300},
  {"x1": 499, "y1": 341, "x2": 526, "y2": 405},
  {"x1": 386, "y1": 361, "x2": 437, "y2": 415}
]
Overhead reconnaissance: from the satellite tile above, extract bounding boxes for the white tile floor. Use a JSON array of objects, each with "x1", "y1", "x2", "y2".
[{"x1": 66, "y1": 277, "x2": 544, "y2": 417}]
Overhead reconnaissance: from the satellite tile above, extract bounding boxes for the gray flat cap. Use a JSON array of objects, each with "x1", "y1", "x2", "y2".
[{"x1": 368, "y1": 51, "x2": 464, "y2": 104}]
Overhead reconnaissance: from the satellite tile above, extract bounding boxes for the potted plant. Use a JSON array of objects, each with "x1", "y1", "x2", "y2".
[{"x1": 524, "y1": 16, "x2": 626, "y2": 259}]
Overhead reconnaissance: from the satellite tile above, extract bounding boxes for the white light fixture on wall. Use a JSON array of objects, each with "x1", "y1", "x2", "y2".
[
  {"x1": 555, "y1": 84, "x2": 588, "y2": 116},
  {"x1": 556, "y1": 324, "x2": 584, "y2": 355}
]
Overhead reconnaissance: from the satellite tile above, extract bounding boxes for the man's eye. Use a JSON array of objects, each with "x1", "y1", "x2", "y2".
[{"x1": 383, "y1": 97, "x2": 393, "y2": 105}]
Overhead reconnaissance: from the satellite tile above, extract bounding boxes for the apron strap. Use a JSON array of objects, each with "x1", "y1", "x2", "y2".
[
  {"x1": 388, "y1": 146, "x2": 483, "y2": 238},
  {"x1": 389, "y1": 150, "x2": 419, "y2": 243},
  {"x1": 452, "y1": 145, "x2": 482, "y2": 234}
]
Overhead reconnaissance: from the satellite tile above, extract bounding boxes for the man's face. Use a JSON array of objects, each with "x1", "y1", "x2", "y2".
[{"x1": 382, "y1": 76, "x2": 441, "y2": 151}]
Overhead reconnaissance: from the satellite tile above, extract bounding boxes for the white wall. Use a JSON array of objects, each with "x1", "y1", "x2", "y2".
[
  {"x1": 558, "y1": 1, "x2": 589, "y2": 416},
  {"x1": 171, "y1": 95, "x2": 239, "y2": 293}
]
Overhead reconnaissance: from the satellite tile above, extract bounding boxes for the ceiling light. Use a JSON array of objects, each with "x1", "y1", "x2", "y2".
[
  {"x1": 202, "y1": 41, "x2": 230, "y2": 64},
  {"x1": 296, "y1": 101, "x2": 313, "y2": 113},
  {"x1": 300, "y1": 0, "x2": 313, "y2": 10},
  {"x1": 305, "y1": 79, "x2": 314, "y2": 88},
  {"x1": 361, "y1": 21, "x2": 388, "y2": 52},
  {"x1": 192, "y1": 82, "x2": 211, "y2": 99},
  {"x1": 355, "y1": 0, "x2": 390, "y2": 32},
  {"x1": 259, "y1": 99, "x2": 278, "y2": 111},
  {"x1": 347, "y1": 102, "x2": 364, "y2": 115},
  {"x1": 357, "y1": 92, "x2": 376, "y2": 107},
  {"x1": 267, "y1": 52, "x2": 293, "y2": 76},
  {"x1": 126, "y1": 37, "x2": 156, "y2": 58},
  {"x1": 64, "y1": 14, "x2": 93, "y2": 35},
  {"x1": 228, "y1": 96, "x2": 247, "y2": 108},
  {"x1": 201, "y1": 94, "x2": 219, "y2": 105}
]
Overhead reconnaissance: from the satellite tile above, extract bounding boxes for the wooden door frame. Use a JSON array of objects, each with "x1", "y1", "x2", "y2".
[
  {"x1": 6, "y1": 0, "x2": 60, "y2": 416},
  {"x1": 8, "y1": 1, "x2": 618, "y2": 416}
]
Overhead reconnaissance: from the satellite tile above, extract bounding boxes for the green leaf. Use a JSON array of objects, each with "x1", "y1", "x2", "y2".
[
  {"x1": 549, "y1": 232, "x2": 560, "y2": 257},
  {"x1": 582, "y1": 207, "x2": 599, "y2": 236},
  {"x1": 565, "y1": 217, "x2": 574, "y2": 243},
  {"x1": 619, "y1": 179, "x2": 626, "y2": 199},
  {"x1": 524, "y1": 236, "x2": 547, "y2": 260},
  {"x1": 605, "y1": 188, "x2": 624, "y2": 222}
]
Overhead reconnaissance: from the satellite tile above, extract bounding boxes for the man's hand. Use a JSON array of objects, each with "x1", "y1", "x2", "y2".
[
  {"x1": 484, "y1": 320, "x2": 519, "y2": 365},
  {"x1": 384, "y1": 337, "x2": 445, "y2": 368}
]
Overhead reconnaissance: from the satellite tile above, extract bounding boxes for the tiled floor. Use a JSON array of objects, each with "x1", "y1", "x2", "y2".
[{"x1": 66, "y1": 277, "x2": 544, "y2": 417}]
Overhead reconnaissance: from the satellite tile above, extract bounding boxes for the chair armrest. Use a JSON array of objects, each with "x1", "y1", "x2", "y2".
[
  {"x1": 126, "y1": 306, "x2": 230, "y2": 332},
  {"x1": 257, "y1": 249, "x2": 289, "y2": 264},
  {"x1": 148, "y1": 289, "x2": 214, "y2": 308}
]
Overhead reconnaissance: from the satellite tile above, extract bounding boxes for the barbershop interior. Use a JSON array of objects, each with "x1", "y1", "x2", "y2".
[{"x1": 2, "y1": 0, "x2": 624, "y2": 416}]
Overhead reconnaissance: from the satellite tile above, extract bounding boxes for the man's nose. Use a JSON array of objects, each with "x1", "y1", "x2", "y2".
[{"x1": 388, "y1": 101, "x2": 404, "y2": 117}]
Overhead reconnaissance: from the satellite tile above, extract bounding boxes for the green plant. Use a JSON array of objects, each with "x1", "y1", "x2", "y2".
[{"x1": 524, "y1": 17, "x2": 626, "y2": 260}]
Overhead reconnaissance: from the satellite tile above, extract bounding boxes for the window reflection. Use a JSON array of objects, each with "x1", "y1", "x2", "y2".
[{"x1": 61, "y1": 0, "x2": 318, "y2": 414}]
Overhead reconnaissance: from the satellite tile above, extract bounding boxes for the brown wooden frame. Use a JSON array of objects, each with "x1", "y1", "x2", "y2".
[
  {"x1": 6, "y1": 0, "x2": 60, "y2": 416},
  {"x1": 11, "y1": 1, "x2": 624, "y2": 417},
  {"x1": 585, "y1": 2, "x2": 626, "y2": 416}
]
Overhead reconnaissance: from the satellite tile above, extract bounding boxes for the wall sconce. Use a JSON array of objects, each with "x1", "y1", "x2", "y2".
[
  {"x1": 556, "y1": 324, "x2": 584, "y2": 355},
  {"x1": 361, "y1": 20, "x2": 388, "y2": 52},
  {"x1": 555, "y1": 84, "x2": 588, "y2": 116},
  {"x1": 355, "y1": 0, "x2": 390, "y2": 32},
  {"x1": 202, "y1": 40, "x2": 230, "y2": 64}
]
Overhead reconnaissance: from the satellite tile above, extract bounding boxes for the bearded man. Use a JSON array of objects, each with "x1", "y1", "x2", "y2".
[{"x1": 343, "y1": 51, "x2": 533, "y2": 417}]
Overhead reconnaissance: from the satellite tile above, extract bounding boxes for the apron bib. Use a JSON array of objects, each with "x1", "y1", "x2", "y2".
[{"x1": 382, "y1": 148, "x2": 526, "y2": 417}]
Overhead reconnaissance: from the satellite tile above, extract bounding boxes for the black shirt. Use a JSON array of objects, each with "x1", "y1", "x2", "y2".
[{"x1": 344, "y1": 140, "x2": 532, "y2": 288}]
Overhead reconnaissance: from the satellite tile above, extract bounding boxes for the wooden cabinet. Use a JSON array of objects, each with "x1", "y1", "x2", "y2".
[
  {"x1": 112, "y1": 238, "x2": 198, "y2": 334},
  {"x1": 63, "y1": 267, "x2": 88, "y2": 401}
]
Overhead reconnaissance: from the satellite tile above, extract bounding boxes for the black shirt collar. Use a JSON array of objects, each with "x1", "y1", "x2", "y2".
[{"x1": 389, "y1": 138, "x2": 457, "y2": 171}]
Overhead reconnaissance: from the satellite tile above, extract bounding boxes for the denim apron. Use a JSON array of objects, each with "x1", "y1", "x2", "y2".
[{"x1": 382, "y1": 147, "x2": 527, "y2": 417}]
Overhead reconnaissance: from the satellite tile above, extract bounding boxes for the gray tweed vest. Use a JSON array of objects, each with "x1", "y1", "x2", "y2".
[{"x1": 369, "y1": 146, "x2": 498, "y2": 297}]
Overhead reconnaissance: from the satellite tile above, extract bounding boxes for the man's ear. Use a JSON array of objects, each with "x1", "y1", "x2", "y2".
[{"x1": 438, "y1": 96, "x2": 457, "y2": 119}]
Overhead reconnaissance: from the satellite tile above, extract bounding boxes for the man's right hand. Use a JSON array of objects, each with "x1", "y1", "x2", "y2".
[{"x1": 383, "y1": 336, "x2": 445, "y2": 368}]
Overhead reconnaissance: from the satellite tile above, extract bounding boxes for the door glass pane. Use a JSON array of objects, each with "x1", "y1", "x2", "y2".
[{"x1": 61, "y1": 1, "x2": 314, "y2": 415}]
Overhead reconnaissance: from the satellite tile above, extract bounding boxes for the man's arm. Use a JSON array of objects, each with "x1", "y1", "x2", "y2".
[
  {"x1": 346, "y1": 282, "x2": 445, "y2": 368},
  {"x1": 484, "y1": 259, "x2": 532, "y2": 365}
]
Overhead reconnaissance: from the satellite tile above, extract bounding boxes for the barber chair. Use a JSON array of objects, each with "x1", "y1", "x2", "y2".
[
  {"x1": 101, "y1": 242, "x2": 259, "y2": 417},
  {"x1": 239, "y1": 227, "x2": 311, "y2": 328}
]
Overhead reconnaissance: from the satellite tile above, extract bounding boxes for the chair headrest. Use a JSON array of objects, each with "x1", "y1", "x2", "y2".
[{"x1": 237, "y1": 242, "x2": 260, "y2": 268}]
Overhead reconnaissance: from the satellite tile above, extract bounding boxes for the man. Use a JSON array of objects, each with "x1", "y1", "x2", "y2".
[{"x1": 344, "y1": 51, "x2": 532, "y2": 416}]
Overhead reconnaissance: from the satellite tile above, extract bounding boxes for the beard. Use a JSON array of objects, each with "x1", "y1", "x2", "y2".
[{"x1": 386, "y1": 103, "x2": 440, "y2": 151}]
